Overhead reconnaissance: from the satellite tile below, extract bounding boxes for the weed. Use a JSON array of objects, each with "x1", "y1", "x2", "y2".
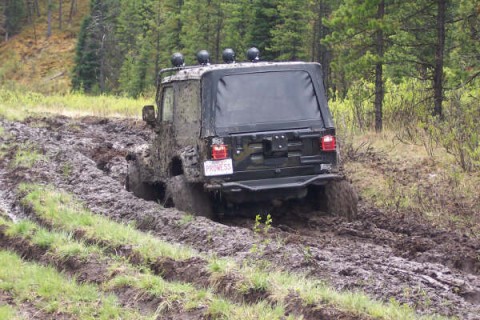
[
  {"x1": 0, "y1": 305, "x2": 17, "y2": 320},
  {"x1": 178, "y1": 214, "x2": 194, "y2": 226},
  {"x1": 61, "y1": 162, "x2": 73, "y2": 178},
  {"x1": 303, "y1": 246, "x2": 314, "y2": 264},
  {"x1": 253, "y1": 213, "x2": 272, "y2": 235},
  {"x1": 0, "y1": 250, "x2": 145, "y2": 319},
  {"x1": 11, "y1": 143, "x2": 46, "y2": 169}
]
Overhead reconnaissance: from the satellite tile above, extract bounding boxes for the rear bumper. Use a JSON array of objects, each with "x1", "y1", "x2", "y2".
[{"x1": 206, "y1": 173, "x2": 341, "y2": 192}]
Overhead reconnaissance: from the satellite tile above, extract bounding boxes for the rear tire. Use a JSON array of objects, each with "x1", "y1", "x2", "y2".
[
  {"x1": 166, "y1": 175, "x2": 214, "y2": 219},
  {"x1": 324, "y1": 179, "x2": 358, "y2": 219}
]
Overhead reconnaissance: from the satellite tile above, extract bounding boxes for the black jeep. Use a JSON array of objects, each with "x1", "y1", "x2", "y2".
[{"x1": 126, "y1": 49, "x2": 357, "y2": 219}]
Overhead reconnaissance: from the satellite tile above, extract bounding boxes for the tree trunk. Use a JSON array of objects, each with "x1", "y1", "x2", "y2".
[
  {"x1": 99, "y1": 33, "x2": 106, "y2": 92},
  {"x1": 433, "y1": 0, "x2": 446, "y2": 118},
  {"x1": 374, "y1": 0, "x2": 385, "y2": 132},
  {"x1": 34, "y1": 0, "x2": 40, "y2": 16},
  {"x1": 59, "y1": 0, "x2": 62, "y2": 30},
  {"x1": 68, "y1": 0, "x2": 76, "y2": 23},
  {"x1": 47, "y1": 0, "x2": 52, "y2": 37}
]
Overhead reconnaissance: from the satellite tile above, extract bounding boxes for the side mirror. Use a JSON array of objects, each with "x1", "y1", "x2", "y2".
[{"x1": 142, "y1": 105, "x2": 156, "y2": 127}]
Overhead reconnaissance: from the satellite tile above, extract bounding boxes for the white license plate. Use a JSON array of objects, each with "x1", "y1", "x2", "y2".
[{"x1": 204, "y1": 159, "x2": 233, "y2": 176}]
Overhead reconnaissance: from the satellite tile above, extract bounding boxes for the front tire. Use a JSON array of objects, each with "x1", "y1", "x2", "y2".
[
  {"x1": 166, "y1": 175, "x2": 214, "y2": 219},
  {"x1": 126, "y1": 161, "x2": 162, "y2": 201}
]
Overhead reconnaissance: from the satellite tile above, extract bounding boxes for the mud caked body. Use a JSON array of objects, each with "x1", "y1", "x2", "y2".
[{"x1": 127, "y1": 61, "x2": 357, "y2": 218}]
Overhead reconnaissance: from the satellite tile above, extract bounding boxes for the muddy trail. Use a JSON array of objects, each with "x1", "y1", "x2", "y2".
[{"x1": 0, "y1": 115, "x2": 479, "y2": 319}]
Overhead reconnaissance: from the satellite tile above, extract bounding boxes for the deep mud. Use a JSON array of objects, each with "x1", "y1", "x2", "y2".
[{"x1": 0, "y1": 115, "x2": 479, "y2": 319}]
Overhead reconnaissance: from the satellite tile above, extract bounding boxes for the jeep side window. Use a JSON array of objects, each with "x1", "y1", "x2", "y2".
[{"x1": 161, "y1": 87, "x2": 174, "y2": 122}]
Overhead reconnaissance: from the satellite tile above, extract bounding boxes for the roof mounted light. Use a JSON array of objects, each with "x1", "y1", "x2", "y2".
[
  {"x1": 222, "y1": 48, "x2": 235, "y2": 64},
  {"x1": 171, "y1": 53, "x2": 185, "y2": 68},
  {"x1": 247, "y1": 47, "x2": 260, "y2": 62},
  {"x1": 196, "y1": 50, "x2": 210, "y2": 65}
]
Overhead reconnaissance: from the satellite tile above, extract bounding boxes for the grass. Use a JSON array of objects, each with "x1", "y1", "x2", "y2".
[
  {"x1": 19, "y1": 184, "x2": 196, "y2": 261},
  {"x1": 0, "y1": 88, "x2": 152, "y2": 121},
  {"x1": 18, "y1": 183, "x2": 449, "y2": 320},
  {"x1": 343, "y1": 130, "x2": 480, "y2": 236},
  {"x1": 10, "y1": 143, "x2": 47, "y2": 169},
  {"x1": 0, "y1": 217, "x2": 290, "y2": 320},
  {"x1": 0, "y1": 249, "x2": 146, "y2": 319},
  {"x1": 0, "y1": 305, "x2": 18, "y2": 320}
]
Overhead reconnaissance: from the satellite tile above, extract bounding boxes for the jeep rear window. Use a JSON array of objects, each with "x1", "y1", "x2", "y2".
[{"x1": 215, "y1": 71, "x2": 321, "y2": 128}]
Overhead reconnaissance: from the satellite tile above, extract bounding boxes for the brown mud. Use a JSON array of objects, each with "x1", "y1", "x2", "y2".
[
  {"x1": 0, "y1": 115, "x2": 479, "y2": 319},
  {"x1": 0, "y1": 289, "x2": 68, "y2": 320}
]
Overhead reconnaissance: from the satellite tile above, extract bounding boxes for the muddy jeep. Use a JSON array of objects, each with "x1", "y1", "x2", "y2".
[{"x1": 126, "y1": 55, "x2": 357, "y2": 219}]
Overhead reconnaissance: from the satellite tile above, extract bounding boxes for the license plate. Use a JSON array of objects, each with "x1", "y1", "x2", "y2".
[{"x1": 204, "y1": 159, "x2": 233, "y2": 176}]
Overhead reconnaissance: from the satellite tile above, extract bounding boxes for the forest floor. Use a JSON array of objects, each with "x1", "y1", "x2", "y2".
[{"x1": 0, "y1": 114, "x2": 479, "y2": 319}]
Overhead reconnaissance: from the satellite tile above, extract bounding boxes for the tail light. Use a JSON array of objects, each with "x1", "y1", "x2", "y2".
[
  {"x1": 321, "y1": 135, "x2": 336, "y2": 152},
  {"x1": 212, "y1": 144, "x2": 228, "y2": 160}
]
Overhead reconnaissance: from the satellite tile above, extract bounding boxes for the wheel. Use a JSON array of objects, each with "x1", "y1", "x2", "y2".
[
  {"x1": 324, "y1": 179, "x2": 358, "y2": 219},
  {"x1": 126, "y1": 161, "x2": 162, "y2": 201},
  {"x1": 166, "y1": 175, "x2": 214, "y2": 219}
]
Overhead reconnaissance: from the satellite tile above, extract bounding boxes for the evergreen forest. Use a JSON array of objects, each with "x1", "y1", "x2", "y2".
[{"x1": 1, "y1": 0, "x2": 479, "y2": 170}]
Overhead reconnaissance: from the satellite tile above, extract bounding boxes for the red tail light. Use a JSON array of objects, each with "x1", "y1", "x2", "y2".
[
  {"x1": 321, "y1": 135, "x2": 336, "y2": 152},
  {"x1": 212, "y1": 144, "x2": 228, "y2": 160}
]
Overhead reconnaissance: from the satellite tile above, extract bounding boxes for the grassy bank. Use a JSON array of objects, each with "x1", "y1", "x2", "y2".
[
  {"x1": 0, "y1": 88, "x2": 152, "y2": 120},
  {"x1": 18, "y1": 183, "x2": 445, "y2": 320}
]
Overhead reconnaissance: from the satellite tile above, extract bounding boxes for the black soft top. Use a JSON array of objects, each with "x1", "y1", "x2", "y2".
[{"x1": 199, "y1": 62, "x2": 334, "y2": 137}]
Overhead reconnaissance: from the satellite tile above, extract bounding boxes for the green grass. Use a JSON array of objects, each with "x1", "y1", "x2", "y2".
[
  {"x1": 0, "y1": 88, "x2": 152, "y2": 121},
  {"x1": 0, "y1": 249, "x2": 146, "y2": 319},
  {"x1": 20, "y1": 184, "x2": 196, "y2": 261},
  {"x1": 10, "y1": 143, "x2": 46, "y2": 169},
  {"x1": 0, "y1": 217, "x2": 289, "y2": 320},
  {"x1": 19, "y1": 183, "x2": 449, "y2": 319},
  {"x1": 0, "y1": 305, "x2": 19, "y2": 320}
]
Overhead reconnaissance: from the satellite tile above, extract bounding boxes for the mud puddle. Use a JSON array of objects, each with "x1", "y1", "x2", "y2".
[{"x1": 0, "y1": 115, "x2": 479, "y2": 319}]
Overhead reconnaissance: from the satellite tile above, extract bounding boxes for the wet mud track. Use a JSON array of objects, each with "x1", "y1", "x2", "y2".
[{"x1": 0, "y1": 115, "x2": 479, "y2": 319}]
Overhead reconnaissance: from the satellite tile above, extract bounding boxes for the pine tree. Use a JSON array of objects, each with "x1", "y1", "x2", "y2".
[
  {"x1": 391, "y1": 0, "x2": 454, "y2": 117},
  {"x1": 250, "y1": 0, "x2": 279, "y2": 61},
  {"x1": 71, "y1": 15, "x2": 99, "y2": 92},
  {"x1": 447, "y1": 0, "x2": 480, "y2": 85},
  {"x1": 0, "y1": 2, "x2": 6, "y2": 41},
  {"x1": 3, "y1": 0, "x2": 26, "y2": 40},
  {"x1": 270, "y1": 0, "x2": 312, "y2": 61},
  {"x1": 325, "y1": 0, "x2": 393, "y2": 131},
  {"x1": 221, "y1": 0, "x2": 254, "y2": 60},
  {"x1": 180, "y1": 0, "x2": 225, "y2": 63}
]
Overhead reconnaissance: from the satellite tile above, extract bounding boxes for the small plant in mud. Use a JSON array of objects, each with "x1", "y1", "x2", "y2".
[
  {"x1": 253, "y1": 213, "x2": 272, "y2": 235},
  {"x1": 250, "y1": 214, "x2": 273, "y2": 256},
  {"x1": 61, "y1": 163, "x2": 73, "y2": 178},
  {"x1": 11, "y1": 143, "x2": 46, "y2": 169},
  {"x1": 178, "y1": 214, "x2": 194, "y2": 226},
  {"x1": 303, "y1": 246, "x2": 314, "y2": 264}
]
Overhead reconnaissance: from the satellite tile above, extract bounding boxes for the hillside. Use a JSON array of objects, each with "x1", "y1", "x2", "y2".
[{"x1": 0, "y1": 0, "x2": 89, "y2": 93}]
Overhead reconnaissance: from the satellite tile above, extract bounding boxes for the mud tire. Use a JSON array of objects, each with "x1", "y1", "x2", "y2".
[
  {"x1": 324, "y1": 179, "x2": 358, "y2": 219},
  {"x1": 166, "y1": 175, "x2": 214, "y2": 219},
  {"x1": 126, "y1": 161, "x2": 161, "y2": 201}
]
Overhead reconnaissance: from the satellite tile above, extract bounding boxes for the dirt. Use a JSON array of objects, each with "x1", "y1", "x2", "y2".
[
  {"x1": 284, "y1": 291, "x2": 370, "y2": 320},
  {"x1": 0, "y1": 115, "x2": 479, "y2": 319},
  {"x1": 0, "y1": 289, "x2": 69, "y2": 320}
]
